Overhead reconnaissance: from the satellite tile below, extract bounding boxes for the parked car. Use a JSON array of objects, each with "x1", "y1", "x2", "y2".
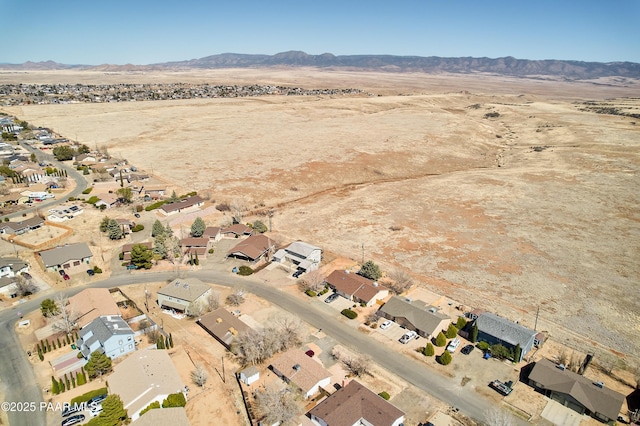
[
  {"x1": 292, "y1": 269, "x2": 304, "y2": 278},
  {"x1": 134, "y1": 213, "x2": 141, "y2": 218},
  {"x1": 380, "y1": 320, "x2": 393, "y2": 330},
  {"x1": 89, "y1": 404, "x2": 103, "y2": 417},
  {"x1": 58, "y1": 270, "x2": 66, "y2": 276},
  {"x1": 126, "y1": 264, "x2": 138, "y2": 270},
  {"x1": 88, "y1": 394, "x2": 107, "y2": 406},
  {"x1": 324, "y1": 293, "x2": 339, "y2": 304},
  {"x1": 86, "y1": 269, "x2": 95, "y2": 276},
  {"x1": 399, "y1": 330, "x2": 417, "y2": 344},
  {"x1": 490, "y1": 380, "x2": 513, "y2": 396},
  {"x1": 21, "y1": 272, "x2": 32, "y2": 280},
  {"x1": 62, "y1": 404, "x2": 80, "y2": 418},
  {"x1": 461, "y1": 344, "x2": 475, "y2": 355},
  {"x1": 61, "y1": 414, "x2": 85, "y2": 426},
  {"x1": 446, "y1": 338, "x2": 461, "y2": 353},
  {"x1": 63, "y1": 274, "x2": 70, "y2": 281}
]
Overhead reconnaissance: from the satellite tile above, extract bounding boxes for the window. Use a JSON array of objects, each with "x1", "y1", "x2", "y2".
[
  {"x1": 120, "y1": 348, "x2": 124, "y2": 353},
  {"x1": 128, "y1": 344, "x2": 133, "y2": 350},
  {"x1": 118, "y1": 340, "x2": 123, "y2": 345},
  {"x1": 73, "y1": 261, "x2": 80, "y2": 266}
]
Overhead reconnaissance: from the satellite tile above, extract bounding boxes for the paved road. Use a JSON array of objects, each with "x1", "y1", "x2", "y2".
[{"x1": 0, "y1": 270, "x2": 527, "y2": 425}]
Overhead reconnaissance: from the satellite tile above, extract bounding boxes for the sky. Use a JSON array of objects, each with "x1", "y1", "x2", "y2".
[{"x1": 2, "y1": 0, "x2": 639, "y2": 65}]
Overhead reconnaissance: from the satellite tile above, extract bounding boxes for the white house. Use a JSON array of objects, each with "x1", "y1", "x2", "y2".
[
  {"x1": 270, "y1": 349, "x2": 332, "y2": 399},
  {"x1": 273, "y1": 241, "x2": 322, "y2": 272},
  {"x1": 157, "y1": 278, "x2": 211, "y2": 313},
  {"x1": 76, "y1": 315, "x2": 135, "y2": 360}
]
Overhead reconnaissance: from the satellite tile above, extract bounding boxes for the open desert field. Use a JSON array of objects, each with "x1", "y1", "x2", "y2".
[{"x1": 2, "y1": 69, "x2": 640, "y2": 366}]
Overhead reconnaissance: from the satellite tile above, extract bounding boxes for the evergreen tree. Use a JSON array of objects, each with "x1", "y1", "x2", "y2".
[
  {"x1": 169, "y1": 333, "x2": 174, "y2": 348},
  {"x1": 99, "y1": 216, "x2": 111, "y2": 232},
  {"x1": 59, "y1": 378, "x2": 65, "y2": 393},
  {"x1": 157, "y1": 338, "x2": 165, "y2": 349},
  {"x1": 151, "y1": 219, "x2": 164, "y2": 237},
  {"x1": 438, "y1": 350, "x2": 452, "y2": 365},
  {"x1": 164, "y1": 223, "x2": 173, "y2": 237},
  {"x1": 190, "y1": 217, "x2": 206, "y2": 237},
  {"x1": 423, "y1": 342, "x2": 435, "y2": 357},
  {"x1": 456, "y1": 316, "x2": 467, "y2": 330},
  {"x1": 107, "y1": 219, "x2": 124, "y2": 240},
  {"x1": 358, "y1": 260, "x2": 382, "y2": 281},
  {"x1": 435, "y1": 331, "x2": 447, "y2": 347},
  {"x1": 471, "y1": 323, "x2": 479, "y2": 343},
  {"x1": 445, "y1": 324, "x2": 458, "y2": 339},
  {"x1": 51, "y1": 376, "x2": 59, "y2": 394},
  {"x1": 514, "y1": 343, "x2": 522, "y2": 362},
  {"x1": 85, "y1": 351, "x2": 112, "y2": 379},
  {"x1": 97, "y1": 394, "x2": 128, "y2": 425},
  {"x1": 131, "y1": 244, "x2": 153, "y2": 269}
]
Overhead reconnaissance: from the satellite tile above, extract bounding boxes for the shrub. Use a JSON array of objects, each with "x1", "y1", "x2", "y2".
[
  {"x1": 145, "y1": 200, "x2": 167, "y2": 211},
  {"x1": 438, "y1": 351, "x2": 452, "y2": 365},
  {"x1": 208, "y1": 248, "x2": 214, "y2": 254},
  {"x1": 70, "y1": 387, "x2": 108, "y2": 405},
  {"x1": 86, "y1": 195, "x2": 100, "y2": 204},
  {"x1": 119, "y1": 252, "x2": 124, "y2": 260},
  {"x1": 237, "y1": 265, "x2": 253, "y2": 276},
  {"x1": 378, "y1": 391, "x2": 390, "y2": 400},
  {"x1": 140, "y1": 401, "x2": 161, "y2": 416},
  {"x1": 305, "y1": 289, "x2": 317, "y2": 297},
  {"x1": 76, "y1": 371, "x2": 86, "y2": 386},
  {"x1": 93, "y1": 266, "x2": 102, "y2": 273},
  {"x1": 132, "y1": 224, "x2": 144, "y2": 232},
  {"x1": 489, "y1": 344, "x2": 513, "y2": 360},
  {"x1": 77, "y1": 352, "x2": 84, "y2": 359},
  {"x1": 135, "y1": 204, "x2": 143, "y2": 212},
  {"x1": 215, "y1": 203, "x2": 230, "y2": 212},
  {"x1": 341, "y1": 309, "x2": 358, "y2": 319},
  {"x1": 477, "y1": 341, "x2": 490, "y2": 351},
  {"x1": 82, "y1": 187, "x2": 93, "y2": 194},
  {"x1": 162, "y1": 392, "x2": 186, "y2": 408},
  {"x1": 435, "y1": 331, "x2": 447, "y2": 347},
  {"x1": 456, "y1": 316, "x2": 468, "y2": 330}
]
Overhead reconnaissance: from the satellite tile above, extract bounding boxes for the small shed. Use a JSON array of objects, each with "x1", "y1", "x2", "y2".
[{"x1": 239, "y1": 366, "x2": 259, "y2": 386}]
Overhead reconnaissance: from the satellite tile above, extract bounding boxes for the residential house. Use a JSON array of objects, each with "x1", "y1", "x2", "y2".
[
  {"x1": 0, "y1": 277, "x2": 20, "y2": 298},
  {"x1": 75, "y1": 153, "x2": 97, "y2": 164},
  {"x1": 121, "y1": 242, "x2": 152, "y2": 263},
  {"x1": 76, "y1": 315, "x2": 135, "y2": 360},
  {"x1": 108, "y1": 349, "x2": 186, "y2": 421},
  {"x1": 527, "y1": 358, "x2": 625, "y2": 423},
  {"x1": 38, "y1": 242, "x2": 93, "y2": 273},
  {"x1": 197, "y1": 308, "x2": 252, "y2": 349},
  {"x1": 68, "y1": 288, "x2": 121, "y2": 329},
  {"x1": 378, "y1": 296, "x2": 451, "y2": 338},
  {"x1": 157, "y1": 278, "x2": 211, "y2": 312},
  {"x1": 325, "y1": 270, "x2": 389, "y2": 307},
  {"x1": 159, "y1": 195, "x2": 204, "y2": 215},
  {"x1": 144, "y1": 185, "x2": 166, "y2": 200},
  {"x1": 475, "y1": 312, "x2": 538, "y2": 362},
  {"x1": 309, "y1": 380, "x2": 405, "y2": 426},
  {"x1": 220, "y1": 224, "x2": 253, "y2": 238},
  {"x1": 0, "y1": 257, "x2": 29, "y2": 278},
  {"x1": 0, "y1": 216, "x2": 44, "y2": 235},
  {"x1": 239, "y1": 366, "x2": 259, "y2": 386},
  {"x1": 227, "y1": 234, "x2": 274, "y2": 263},
  {"x1": 270, "y1": 349, "x2": 332, "y2": 399},
  {"x1": 116, "y1": 218, "x2": 135, "y2": 234},
  {"x1": 95, "y1": 193, "x2": 119, "y2": 209},
  {"x1": 273, "y1": 241, "x2": 322, "y2": 272},
  {"x1": 203, "y1": 226, "x2": 221, "y2": 242},
  {"x1": 180, "y1": 237, "x2": 211, "y2": 257}
]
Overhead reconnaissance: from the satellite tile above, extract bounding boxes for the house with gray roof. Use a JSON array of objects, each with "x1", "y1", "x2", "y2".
[
  {"x1": 76, "y1": 315, "x2": 135, "y2": 360},
  {"x1": 273, "y1": 241, "x2": 322, "y2": 272},
  {"x1": 38, "y1": 242, "x2": 93, "y2": 274},
  {"x1": 0, "y1": 257, "x2": 29, "y2": 278},
  {"x1": 475, "y1": 312, "x2": 537, "y2": 362},
  {"x1": 378, "y1": 296, "x2": 451, "y2": 338},
  {"x1": 0, "y1": 216, "x2": 44, "y2": 235},
  {"x1": 157, "y1": 278, "x2": 211, "y2": 312},
  {"x1": 528, "y1": 358, "x2": 625, "y2": 423}
]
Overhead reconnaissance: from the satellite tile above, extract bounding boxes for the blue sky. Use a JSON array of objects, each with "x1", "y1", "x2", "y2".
[{"x1": 2, "y1": 0, "x2": 638, "y2": 64}]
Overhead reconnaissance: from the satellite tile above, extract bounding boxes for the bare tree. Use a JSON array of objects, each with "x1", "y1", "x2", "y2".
[
  {"x1": 271, "y1": 315, "x2": 303, "y2": 349},
  {"x1": 146, "y1": 328, "x2": 161, "y2": 344},
  {"x1": 483, "y1": 407, "x2": 515, "y2": 426},
  {"x1": 254, "y1": 385, "x2": 301, "y2": 426},
  {"x1": 304, "y1": 270, "x2": 325, "y2": 292},
  {"x1": 232, "y1": 318, "x2": 303, "y2": 366},
  {"x1": 365, "y1": 312, "x2": 379, "y2": 325},
  {"x1": 331, "y1": 347, "x2": 371, "y2": 377},
  {"x1": 191, "y1": 364, "x2": 208, "y2": 387},
  {"x1": 230, "y1": 198, "x2": 247, "y2": 224},
  {"x1": 207, "y1": 292, "x2": 220, "y2": 311},
  {"x1": 51, "y1": 295, "x2": 79, "y2": 335},
  {"x1": 385, "y1": 269, "x2": 414, "y2": 295},
  {"x1": 226, "y1": 290, "x2": 245, "y2": 306},
  {"x1": 14, "y1": 275, "x2": 38, "y2": 297},
  {"x1": 186, "y1": 301, "x2": 206, "y2": 317}
]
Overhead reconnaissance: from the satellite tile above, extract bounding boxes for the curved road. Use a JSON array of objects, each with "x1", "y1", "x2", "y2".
[{"x1": 0, "y1": 270, "x2": 526, "y2": 426}]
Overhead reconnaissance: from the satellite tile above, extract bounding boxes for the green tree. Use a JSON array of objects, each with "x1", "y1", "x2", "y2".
[
  {"x1": 130, "y1": 244, "x2": 153, "y2": 269},
  {"x1": 107, "y1": 219, "x2": 123, "y2": 240},
  {"x1": 151, "y1": 219, "x2": 164, "y2": 237},
  {"x1": 435, "y1": 331, "x2": 447, "y2": 347},
  {"x1": 116, "y1": 187, "x2": 132, "y2": 204},
  {"x1": 52, "y1": 145, "x2": 75, "y2": 161},
  {"x1": 252, "y1": 220, "x2": 268, "y2": 233},
  {"x1": 1, "y1": 132, "x2": 17, "y2": 141},
  {"x1": 152, "y1": 236, "x2": 167, "y2": 259},
  {"x1": 445, "y1": 324, "x2": 458, "y2": 339},
  {"x1": 190, "y1": 217, "x2": 206, "y2": 237},
  {"x1": 87, "y1": 394, "x2": 128, "y2": 426},
  {"x1": 164, "y1": 223, "x2": 173, "y2": 237},
  {"x1": 85, "y1": 351, "x2": 112, "y2": 379},
  {"x1": 30, "y1": 153, "x2": 37, "y2": 162},
  {"x1": 456, "y1": 316, "x2": 467, "y2": 330},
  {"x1": 358, "y1": 260, "x2": 382, "y2": 281},
  {"x1": 423, "y1": 342, "x2": 435, "y2": 357},
  {"x1": 471, "y1": 323, "x2": 478, "y2": 343},
  {"x1": 438, "y1": 350, "x2": 452, "y2": 365},
  {"x1": 99, "y1": 216, "x2": 111, "y2": 232},
  {"x1": 41, "y1": 298, "x2": 59, "y2": 317},
  {"x1": 139, "y1": 401, "x2": 160, "y2": 416},
  {"x1": 167, "y1": 190, "x2": 179, "y2": 203},
  {"x1": 514, "y1": 343, "x2": 522, "y2": 362},
  {"x1": 0, "y1": 165, "x2": 18, "y2": 177},
  {"x1": 77, "y1": 144, "x2": 91, "y2": 154},
  {"x1": 51, "y1": 376, "x2": 60, "y2": 394},
  {"x1": 162, "y1": 392, "x2": 186, "y2": 408}
]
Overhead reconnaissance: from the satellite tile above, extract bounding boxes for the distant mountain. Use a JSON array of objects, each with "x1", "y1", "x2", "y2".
[{"x1": 2, "y1": 52, "x2": 640, "y2": 79}]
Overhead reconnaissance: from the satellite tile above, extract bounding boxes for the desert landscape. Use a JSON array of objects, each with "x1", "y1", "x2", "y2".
[{"x1": 2, "y1": 68, "x2": 639, "y2": 369}]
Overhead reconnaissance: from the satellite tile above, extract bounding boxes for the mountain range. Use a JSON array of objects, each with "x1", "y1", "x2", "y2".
[{"x1": 2, "y1": 51, "x2": 640, "y2": 80}]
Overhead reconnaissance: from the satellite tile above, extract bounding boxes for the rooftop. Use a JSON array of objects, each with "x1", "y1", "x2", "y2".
[
  {"x1": 38, "y1": 242, "x2": 93, "y2": 267},
  {"x1": 270, "y1": 349, "x2": 331, "y2": 395},
  {"x1": 158, "y1": 278, "x2": 210, "y2": 302}
]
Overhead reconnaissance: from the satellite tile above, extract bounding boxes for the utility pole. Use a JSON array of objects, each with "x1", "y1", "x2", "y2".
[
  {"x1": 268, "y1": 209, "x2": 274, "y2": 231},
  {"x1": 534, "y1": 305, "x2": 540, "y2": 331},
  {"x1": 361, "y1": 243, "x2": 364, "y2": 264}
]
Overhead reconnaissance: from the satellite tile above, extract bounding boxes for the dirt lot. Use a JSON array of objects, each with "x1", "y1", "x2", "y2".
[{"x1": 2, "y1": 69, "x2": 639, "y2": 372}]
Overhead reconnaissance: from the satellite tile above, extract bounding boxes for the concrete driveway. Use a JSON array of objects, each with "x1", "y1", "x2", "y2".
[{"x1": 540, "y1": 399, "x2": 583, "y2": 426}]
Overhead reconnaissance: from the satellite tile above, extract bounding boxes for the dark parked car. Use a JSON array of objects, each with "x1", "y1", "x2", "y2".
[
  {"x1": 325, "y1": 293, "x2": 339, "y2": 304},
  {"x1": 461, "y1": 344, "x2": 475, "y2": 355},
  {"x1": 21, "y1": 272, "x2": 32, "y2": 280},
  {"x1": 62, "y1": 404, "x2": 80, "y2": 418},
  {"x1": 134, "y1": 213, "x2": 140, "y2": 218},
  {"x1": 58, "y1": 270, "x2": 66, "y2": 276},
  {"x1": 292, "y1": 270, "x2": 304, "y2": 278},
  {"x1": 86, "y1": 269, "x2": 95, "y2": 276},
  {"x1": 88, "y1": 394, "x2": 108, "y2": 406},
  {"x1": 61, "y1": 414, "x2": 85, "y2": 426}
]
